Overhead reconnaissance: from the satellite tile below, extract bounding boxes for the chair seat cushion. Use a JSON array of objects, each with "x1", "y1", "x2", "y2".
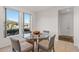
[
  {"x1": 20, "y1": 42, "x2": 33, "y2": 52},
  {"x1": 38, "y1": 40, "x2": 49, "y2": 51}
]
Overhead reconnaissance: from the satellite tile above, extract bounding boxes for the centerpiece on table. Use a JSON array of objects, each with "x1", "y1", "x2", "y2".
[{"x1": 33, "y1": 31, "x2": 40, "y2": 35}]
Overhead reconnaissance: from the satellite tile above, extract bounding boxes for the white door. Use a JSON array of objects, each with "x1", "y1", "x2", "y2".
[{"x1": 59, "y1": 9, "x2": 73, "y2": 36}]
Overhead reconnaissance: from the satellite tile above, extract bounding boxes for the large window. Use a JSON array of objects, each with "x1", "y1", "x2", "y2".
[
  {"x1": 23, "y1": 13, "x2": 32, "y2": 34},
  {"x1": 5, "y1": 8, "x2": 19, "y2": 36}
]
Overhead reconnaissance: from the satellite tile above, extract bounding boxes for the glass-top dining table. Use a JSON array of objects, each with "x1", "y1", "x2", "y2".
[{"x1": 24, "y1": 33, "x2": 49, "y2": 51}]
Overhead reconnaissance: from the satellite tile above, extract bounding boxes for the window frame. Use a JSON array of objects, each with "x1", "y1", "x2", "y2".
[
  {"x1": 23, "y1": 12, "x2": 32, "y2": 37},
  {"x1": 5, "y1": 8, "x2": 20, "y2": 37}
]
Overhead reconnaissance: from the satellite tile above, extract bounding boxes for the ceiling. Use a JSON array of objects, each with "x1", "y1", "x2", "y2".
[
  {"x1": 22, "y1": 6, "x2": 53, "y2": 12},
  {"x1": 6, "y1": 6, "x2": 73, "y2": 12}
]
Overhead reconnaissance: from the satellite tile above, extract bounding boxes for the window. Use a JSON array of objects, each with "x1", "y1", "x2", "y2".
[
  {"x1": 5, "y1": 8, "x2": 19, "y2": 36},
  {"x1": 23, "y1": 13, "x2": 32, "y2": 34}
]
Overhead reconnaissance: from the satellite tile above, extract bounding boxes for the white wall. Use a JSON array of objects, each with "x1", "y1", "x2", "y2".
[
  {"x1": 58, "y1": 8, "x2": 74, "y2": 36},
  {"x1": 0, "y1": 6, "x2": 37, "y2": 48},
  {"x1": 0, "y1": 6, "x2": 11, "y2": 48},
  {"x1": 74, "y1": 7, "x2": 79, "y2": 48},
  {"x1": 31, "y1": 13, "x2": 37, "y2": 31},
  {"x1": 36, "y1": 8, "x2": 58, "y2": 40}
]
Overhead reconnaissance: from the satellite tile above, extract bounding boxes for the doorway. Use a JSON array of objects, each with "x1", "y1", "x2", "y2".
[{"x1": 58, "y1": 8, "x2": 74, "y2": 43}]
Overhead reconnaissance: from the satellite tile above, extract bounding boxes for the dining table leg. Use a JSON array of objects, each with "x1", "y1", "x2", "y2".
[{"x1": 36, "y1": 36, "x2": 39, "y2": 52}]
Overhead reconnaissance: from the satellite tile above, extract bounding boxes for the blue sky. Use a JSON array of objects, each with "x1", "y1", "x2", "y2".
[
  {"x1": 24, "y1": 13, "x2": 31, "y2": 23},
  {"x1": 7, "y1": 9, "x2": 30, "y2": 23}
]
